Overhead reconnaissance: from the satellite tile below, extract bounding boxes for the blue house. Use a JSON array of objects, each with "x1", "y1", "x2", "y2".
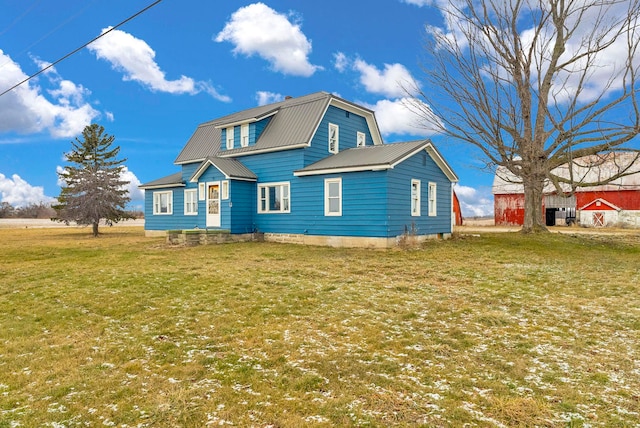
[{"x1": 139, "y1": 92, "x2": 458, "y2": 247}]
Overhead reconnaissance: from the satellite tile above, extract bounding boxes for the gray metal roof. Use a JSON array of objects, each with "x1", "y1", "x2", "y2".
[
  {"x1": 221, "y1": 93, "x2": 331, "y2": 156},
  {"x1": 174, "y1": 91, "x2": 382, "y2": 164},
  {"x1": 139, "y1": 172, "x2": 184, "y2": 189},
  {"x1": 174, "y1": 122, "x2": 222, "y2": 164},
  {"x1": 294, "y1": 140, "x2": 431, "y2": 175},
  {"x1": 191, "y1": 157, "x2": 257, "y2": 182}
]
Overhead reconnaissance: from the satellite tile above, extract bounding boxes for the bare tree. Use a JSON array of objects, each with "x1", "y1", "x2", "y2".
[
  {"x1": 53, "y1": 124, "x2": 133, "y2": 236},
  {"x1": 409, "y1": 0, "x2": 640, "y2": 232}
]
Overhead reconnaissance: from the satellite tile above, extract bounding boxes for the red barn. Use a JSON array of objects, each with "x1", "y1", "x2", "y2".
[{"x1": 493, "y1": 153, "x2": 640, "y2": 227}]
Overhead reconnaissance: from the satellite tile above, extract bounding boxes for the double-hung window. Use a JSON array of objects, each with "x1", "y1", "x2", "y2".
[
  {"x1": 411, "y1": 179, "x2": 421, "y2": 216},
  {"x1": 258, "y1": 182, "x2": 290, "y2": 213},
  {"x1": 328, "y1": 123, "x2": 339, "y2": 154},
  {"x1": 184, "y1": 189, "x2": 197, "y2": 215},
  {"x1": 153, "y1": 191, "x2": 173, "y2": 215},
  {"x1": 226, "y1": 126, "x2": 234, "y2": 150},
  {"x1": 240, "y1": 124, "x2": 249, "y2": 147},
  {"x1": 221, "y1": 180, "x2": 229, "y2": 200},
  {"x1": 428, "y1": 182, "x2": 437, "y2": 216},
  {"x1": 324, "y1": 178, "x2": 342, "y2": 216}
]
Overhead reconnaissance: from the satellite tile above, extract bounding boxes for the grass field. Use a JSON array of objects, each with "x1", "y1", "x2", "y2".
[{"x1": 1, "y1": 227, "x2": 639, "y2": 427}]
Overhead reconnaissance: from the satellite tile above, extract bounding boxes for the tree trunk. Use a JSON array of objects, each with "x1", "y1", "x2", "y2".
[
  {"x1": 521, "y1": 177, "x2": 548, "y2": 233},
  {"x1": 92, "y1": 221, "x2": 99, "y2": 237}
]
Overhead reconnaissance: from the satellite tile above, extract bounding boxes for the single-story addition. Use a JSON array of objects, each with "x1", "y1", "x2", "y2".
[
  {"x1": 139, "y1": 91, "x2": 459, "y2": 247},
  {"x1": 493, "y1": 152, "x2": 640, "y2": 228}
]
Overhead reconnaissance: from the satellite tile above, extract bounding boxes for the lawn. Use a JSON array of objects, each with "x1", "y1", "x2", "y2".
[{"x1": 0, "y1": 227, "x2": 638, "y2": 427}]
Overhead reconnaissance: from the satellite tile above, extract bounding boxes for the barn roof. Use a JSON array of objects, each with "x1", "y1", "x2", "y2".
[{"x1": 493, "y1": 152, "x2": 640, "y2": 195}]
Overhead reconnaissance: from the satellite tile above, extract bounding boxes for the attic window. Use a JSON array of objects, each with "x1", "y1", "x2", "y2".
[
  {"x1": 241, "y1": 124, "x2": 249, "y2": 147},
  {"x1": 357, "y1": 132, "x2": 366, "y2": 147},
  {"x1": 226, "y1": 127, "x2": 234, "y2": 150},
  {"x1": 329, "y1": 123, "x2": 339, "y2": 154}
]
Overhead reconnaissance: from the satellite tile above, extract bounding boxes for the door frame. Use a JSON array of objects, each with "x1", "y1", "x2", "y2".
[{"x1": 206, "y1": 181, "x2": 221, "y2": 228}]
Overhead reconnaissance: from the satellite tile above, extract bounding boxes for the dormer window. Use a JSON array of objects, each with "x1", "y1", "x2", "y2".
[
  {"x1": 357, "y1": 131, "x2": 366, "y2": 147},
  {"x1": 226, "y1": 127, "x2": 234, "y2": 150},
  {"x1": 329, "y1": 123, "x2": 339, "y2": 154},
  {"x1": 241, "y1": 124, "x2": 249, "y2": 147}
]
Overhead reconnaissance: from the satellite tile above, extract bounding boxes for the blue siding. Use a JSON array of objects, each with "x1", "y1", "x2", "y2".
[
  {"x1": 304, "y1": 106, "x2": 373, "y2": 166},
  {"x1": 294, "y1": 172, "x2": 390, "y2": 237},
  {"x1": 253, "y1": 117, "x2": 270, "y2": 143},
  {"x1": 239, "y1": 149, "x2": 305, "y2": 233},
  {"x1": 228, "y1": 180, "x2": 256, "y2": 233},
  {"x1": 387, "y1": 150, "x2": 452, "y2": 236},
  {"x1": 144, "y1": 188, "x2": 187, "y2": 230}
]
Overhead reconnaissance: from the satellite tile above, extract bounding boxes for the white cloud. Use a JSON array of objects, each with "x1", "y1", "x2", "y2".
[
  {"x1": 120, "y1": 166, "x2": 144, "y2": 200},
  {"x1": 88, "y1": 28, "x2": 230, "y2": 102},
  {"x1": 401, "y1": 0, "x2": 436, "y2": 6},
  {"x1": 0, "y1": 49, "x2": 100, "y2": 138},
  {"x1": 353, "y1": 59, "x2": 417, "y2": 98},
  {"x1": 364, "y1": 98, "x2": 440, "y2": 137},
  {"x1": 0, "y1": 173, "x2": 55, "y2": 207},
  {"x1": 256, "y1": 91, "x2": 284, "y2": 106},
  {"x1": 333, "y1": 51, "x2": 349, "y2": 73},
  {"x1": 455, "y1": 185, "x2": 494, "y2": 217},
  {"x1": 215, "y1": 3, "x2": 321, "y2": 77}
]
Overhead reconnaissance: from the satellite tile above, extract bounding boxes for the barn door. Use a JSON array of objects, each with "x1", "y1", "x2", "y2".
[{"x1": 593, "y1": 212, "x2": 605, "y2": 227}]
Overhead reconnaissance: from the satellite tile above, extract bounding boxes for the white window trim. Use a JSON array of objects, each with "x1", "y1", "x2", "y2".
[
  {"x1": 411, "y1": 179, "x2": 421, "y2": 217},
  {"x1": 257, "y1": 182, "x2": 291, "y2": 214},
  {"x1": 226, "y1": 126, "x2": 234, "y2": 150},
  {"x1": 153, "y1": 191, "x2": 173, "y2": 215},
  {"x1": 428, "y1": 182, "x2": 437, "y2": 217},
  {"x1": 329, "y1": 123, "x2": 339, "y2": 154},
  {"x1": 357, "y1": 131, "x2": 366, "y2": 147},
  {"x1": 221, "y1": 180, "x2": 229, "y2": 200},
  {"x1": 184, "y1": 189, "x2": 197, "y2": 216},
  {"x1": 198, "y1": 182, "x2": 205, "y2": 201},
  {"x1": 240, "y1": 124, "x2": 249, "y2": 147},
  {"x1": 324, "y1": 178, "x2": 342, "y2": 216}
]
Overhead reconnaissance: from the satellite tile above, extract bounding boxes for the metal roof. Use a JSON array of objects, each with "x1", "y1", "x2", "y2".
[
  {"x1": 174, "y1": 91, "x2": 384, "y2": 163},
  {"x1": 294, "y1": 140, "x2": 458, "y2": 182},
  {"x1": 174, "y1": 122, "x2": 222, "y2": 165},
  {"x1": 190, "y1": 157, "x2": 257, "y2": 182},
  {"x1": 139, "y1": 172, "x2": 184, "y2": 189}
]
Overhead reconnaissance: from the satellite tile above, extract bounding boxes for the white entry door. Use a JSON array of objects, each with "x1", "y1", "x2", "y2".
[{"x1": 206, "y1": 182, "x2": 221, "y2": 227}]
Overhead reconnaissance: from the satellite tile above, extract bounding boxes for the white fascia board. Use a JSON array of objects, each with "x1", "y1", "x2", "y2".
[
  {"x1": 218, "y1": 143, "x2": 309, "y2": 158},
  {"x1": 425, "y1": 143, "x2": 459, "y2": 182},
  {"x1": 213, "y1": 110, "x2": 278, "y2": 129},
  {"x1": 294, "y1": 164, "x2": 391, "y2": 177},
  {"x1": 329, "y1": 97, "x2": 383, "y2": 146},
  {"x1": 138, "y1": 183, "x2": 185, "y2": 190}
]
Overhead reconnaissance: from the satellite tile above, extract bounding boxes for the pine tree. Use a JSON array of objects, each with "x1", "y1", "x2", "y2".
[{"x1": 53, "y1": 124, "x2": 133, "y2": 236}]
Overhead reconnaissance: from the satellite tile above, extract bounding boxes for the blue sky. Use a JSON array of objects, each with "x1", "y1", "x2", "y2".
[{"x1": 0, "y1": 0, "x2": 494, "y2": 216}]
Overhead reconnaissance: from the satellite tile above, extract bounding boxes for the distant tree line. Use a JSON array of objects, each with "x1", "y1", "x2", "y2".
[
  {"x1": 0, "y1": 201, "x2": 143, "y2": 220},
  {"x1": 0, "y1": 202, "x2": 56, "y2": 219}
]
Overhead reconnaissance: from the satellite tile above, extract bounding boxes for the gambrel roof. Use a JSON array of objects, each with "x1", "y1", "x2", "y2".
[
  {"x1": 294, "y1": 140, "x2": 458, "y2": 182},
  {"x1": 174, "y1": 92, "x2": 383, "y2": 164}
]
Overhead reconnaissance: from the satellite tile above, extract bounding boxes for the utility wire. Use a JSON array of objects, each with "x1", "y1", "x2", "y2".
[{"x1": 0, "y1": 0, "x2": 162, "y2": 98}]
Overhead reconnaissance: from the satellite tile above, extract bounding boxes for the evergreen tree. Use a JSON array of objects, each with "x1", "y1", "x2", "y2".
[{"x1": 53, "y1": 124, "x2": 133, "y2": 236}]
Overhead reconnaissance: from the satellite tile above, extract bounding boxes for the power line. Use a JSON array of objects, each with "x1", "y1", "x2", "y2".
[{"x1": 0, "y1": 0, "x2": 163, "y2": 98}]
